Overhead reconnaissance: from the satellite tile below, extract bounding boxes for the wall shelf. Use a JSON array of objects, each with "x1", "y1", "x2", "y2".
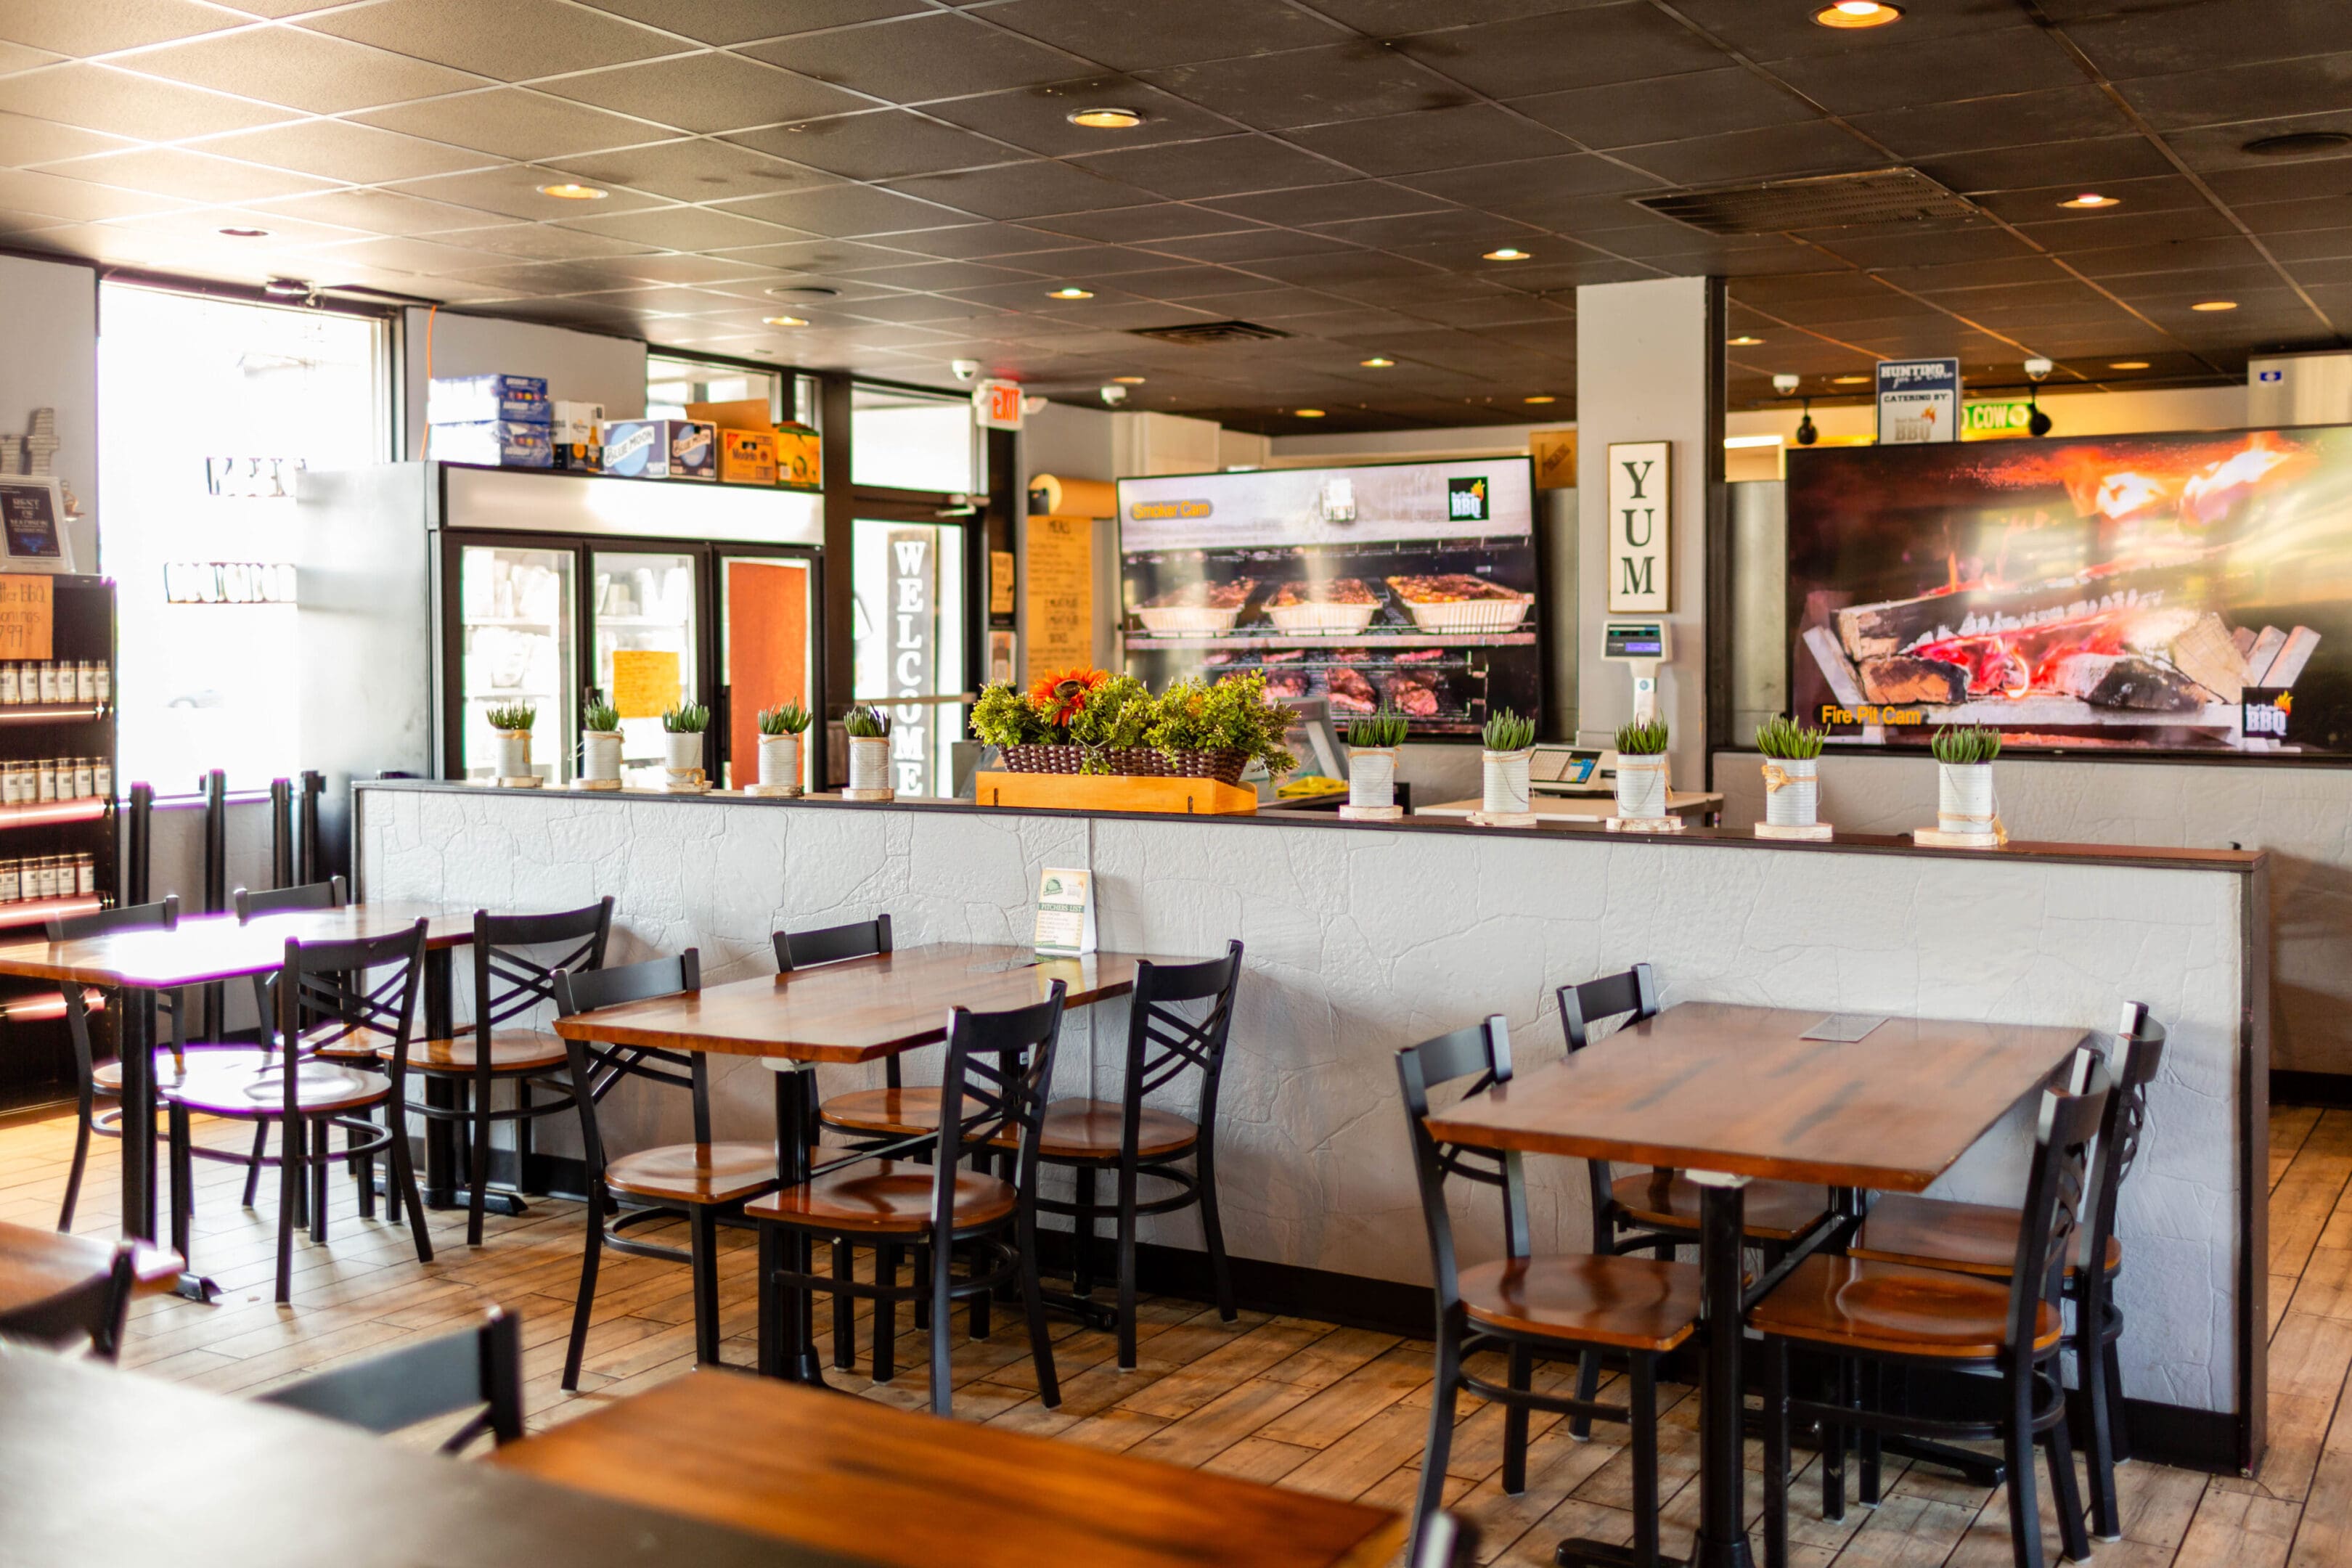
[
  {"x1": 0, "y1": 799, "x2": 108, "y2": 830},
  {"x1": 0, "y1": 894, "x2": 104, "y2": 932},
  {"x1": 0, "y1": 704, "x2": 107, "y2": 724}
]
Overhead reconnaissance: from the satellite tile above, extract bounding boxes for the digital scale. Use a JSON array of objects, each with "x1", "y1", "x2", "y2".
[
  {"x1": 1601, "y1": 618, "x2": 1670, "y2": 723},
  {"x1": 1528, "y1": 745, "x2": 1609, "y2": 796}
]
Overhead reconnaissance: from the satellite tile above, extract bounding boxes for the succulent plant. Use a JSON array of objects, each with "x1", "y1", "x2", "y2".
[
  {"x1": 1754, "y1": 714, "x2": 1825, "y2": 760},
  {"x1": 661, "y1": 703, "x2": 710, "y2": 735},
  {"x1": 1930, "y1": 724, "x2": 2001, "y2": 765},
  {"x1": 1482, "y1": 708, "x2": 1536, "y2": 753},
  {"x1": 842, "y1": 703, "x2": 889, "y2": 738},
  {"x1": 1346, "y1": 710, "x2": 1409, "y2": 748},
  {"x1": 581, "y1": 700, "x2": 620, "y2": 733},
  {"x1": 758, "y1": 703, "x2": 812, "y2": 735},
  {"x1": 1614, "y1": 716, "x2": 1670, "y2": 756},
  {"x1": 483, "y1": 702, "x2": 536, "y2": 732}
]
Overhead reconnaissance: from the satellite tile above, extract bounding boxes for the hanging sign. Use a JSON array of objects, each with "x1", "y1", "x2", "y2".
[
  {"x1": 973, "y1": 379, "x2": 1024, "y2": 430},
  {"x1": 1605, "y1": 441, "x2": 1670, "y2": 613},
  {"x1": 1877, "y1": 358, "x2": 1961, "y2": 444},
  {"x1": 886, "y1": 529, "x2": 936, "y2": 797}
]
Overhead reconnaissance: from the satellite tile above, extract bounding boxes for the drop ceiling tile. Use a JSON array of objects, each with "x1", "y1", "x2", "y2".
[
  {"x1": 2065, "y1": 1, "x2": 2352, "y2": 81},
  {"x1": 0, "y1": 165, "x2": 190, "y2": 222},
  {"x1": 882, "y1": 158, "x2": 1144, "y2": 220},
  {"x1": 0, "y1": 41, "x2": 63, "y2": 73},
  {"x1": 576, "y1": 0, "x2": 927, "y2": 46},
  {"x1": 1144, "y1": 228, "x2": 1352, "y2": 264},
  {"x1": 740, "y1": 12, "x2": 1090, "y2": 102},
  {"x1": 250, "y1": 186, "x2": 525, "y2": 237},
  {"x1": 538, "y1": 52, "x2": 866, "y2": 134},
  {"x1": 1305, "y1": 207, "x2": 1539, "y2": 249},
  {"x1": 1664, "y1": 0, "x2": 2025, "y2": 65},
  {"x1": 443, "y1": 258, "x2": 663, "y2": 296},
  {"x1": 1968, "y1": 173, "x2": 2207, "y2": 223},
  {"x1": 0, "y1": 0, "x2": 245, "y2": 57},
  {"x1": 863, "y1": 223, "x2": 1075, "y2": 259},
  {"x1": 1919, "y1": 137, "x2": 2177, "y2": 196},
  {"x1": 105, "y1": 200, "x2": 364, "y2": 245},
  {"x1": 0, "y1": 61, "x2": 298, "y2": 139},
  {"x1": 557, "y1": 203, "x2": 809, "y2": 253},
  {"x1": 353, "y1": 87, "x2": 669, "y2": 162},
  {"x1": 550, "y1": 138, "x2": 833, "y2": 204},
  {"x1": 2065, "y1": 235, "x2": 2275, "y2": 279},
  {"x1": 301, "y1": 232, "x2": 521, "y2": 276},
  {"x1": 1606, "y1": 121, "x2": 1886, "y2": 187},
  {"x1": 981, "y1": 0, "x2": 1339, "y2": 71},
  {"x1": 2018, "y1": 208, "x2": 2239, "y2": 252},
  {"x1": 724, "y1": 109, "x2": 1019, "y2": 180},
  {"x1": 1066, "y1": 135, "x2": 1349, "y2": 200},
  {"x1": 1285, "y1": 103, "x2": 1582, "y2": 177},
  {"x1": 1808, "y1": 226, "x2": 2035, "y2": 271},
  {"x1": 1770, "y1": 27, "x2": 2082, "y2": 118},
  {"x1": 301, "y1": 0, "x2": 685, "y2": 80},
  {"x1": 1509, "y1": 68, "x2": 1814, "y2": 149},
  {"x1": 984, "y1": 240, "x2": 1188, "y2": 274},
  {"x1": 2240, "y1": 203, "x2": 2352, "y2": 241},
  {"x1": 1019, "y1": 202, "x2": 1251, "y2": 242},
  {"x1": 2163, "y1": 118, "x2": 2352, "y2": 176},
  {"x1": 841, "y1": 258, "x2": 1046, "y2": 290},
  {"x1": 189, "y1": 118, "x2": 489, "y2": 182},
  {"x1": 716, "y1": 181, "x2": 971, "y2": 237},
  {"x1": 1395, "y1": 151, "x2": 1658, "y2": 219},
  {"x1": 704, "y1": 235, "x2": 934, "y2": 270},
  {"x1": 112, "y1": 25, "x2": 487, "y2": 114},
  {"x1": 839, "y1": 292, "x2": 1016, "y2": 323},
  {"x1": 429, "y1": 221, "x2": 661, "y2": 261},
  {"x1": 1201, "y1": 179, "x2": 1451, "y2": 226},
  {"x1": 918, "y1": 77, "x2": 1240, "y2": 156},
  {"x1": 1393, "y1": 7, "x2": 1726, "y2": 99},
  {"x1": 1140, "y1": 45, "x2": 1474, "y2": 132},
  {"x1": 384, "y1": 163, "x2": 675, "y2": 220},
  {"x1": 1845, "y1": 86, "x2": 2136, "y2": 160},
  {"x1": 2121, "y1": 57, "x2": 2352, "y2": 134},
  {"x1": 34, "y1": 144, "x2": 338, "y2": 204}
]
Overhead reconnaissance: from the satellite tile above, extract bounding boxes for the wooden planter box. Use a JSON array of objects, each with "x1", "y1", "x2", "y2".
[{"x1": 975, "y1": 771, "x2": 1257, "y2": 815}]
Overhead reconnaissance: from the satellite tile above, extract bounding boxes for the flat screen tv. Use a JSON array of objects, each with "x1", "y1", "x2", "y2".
[{"x1": 1786, "y1": 426, "x2": 2352, "y2": 756}]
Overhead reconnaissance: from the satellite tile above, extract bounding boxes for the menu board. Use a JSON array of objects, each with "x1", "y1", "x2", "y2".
[
  {"x1": 1787, "y1": 427, "x2": 2352, "y2": 756},
  {"x1": 1022, "y1": 513, "x2": 1093, "y2": 680}
]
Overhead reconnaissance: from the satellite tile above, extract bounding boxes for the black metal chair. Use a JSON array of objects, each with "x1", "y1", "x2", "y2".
[
  {"x1": 1024, "y1": 939, "x2": 1245, "y2": 1369},
  {"x1": 1556, "y1": 963, "x2": 1832, "y2": 1435},
  {"x1": 1755, "y1": 1071, "x2": 2108, "y2": 1568},
  {"x1": 258, "y1": 1307, "x2": 523, "y2": 1451},
  {"x1": 1849, "y1": 1005, "x2": 2165, "y2": 1540},
  {"x1": 162, "y1": 920, "x2": 434, "y2": 1304},
  {"x1": 799, "y1": 914, "x2": 902, "y2": 1143},
  {"x1": 401, "y1": 899, "x2": 612, "y2": 1246},
  {"x1": 748, "y1": 984, "x2": 1068, "y2": 1416},
  {"x1": 1412, "y1": 1510, "x2": 1479, "y2": 1568},
  {"x1": 0, "y1": 1222, "x2": 140, "y2": 1358},
  {"x1": 555, "y1": 949, "x2": 779, "y2": 1392}
]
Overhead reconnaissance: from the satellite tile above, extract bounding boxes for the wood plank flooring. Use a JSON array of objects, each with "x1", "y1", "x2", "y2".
[{"x1": 4, "y1": 1103, "x2": 2348, "y2": 1567}]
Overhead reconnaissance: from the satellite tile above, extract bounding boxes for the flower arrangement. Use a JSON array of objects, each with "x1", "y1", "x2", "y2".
[{"x1": 969, "y1": 667, "x2": 1295, "y2": 782}]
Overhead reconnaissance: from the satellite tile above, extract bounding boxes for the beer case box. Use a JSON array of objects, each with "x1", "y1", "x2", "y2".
[
  {"x1": 427, "y1": 373, "x2": 550, "y2": 425},
  {"x1": 551, "y1": 440, "x2": 600, "y2": 472},
  {"x1": 719, "y1": 428, "x2": 777, "y2": 485},
  {"x1": 775, "y1": 423, "x2": 821, "y2": 486},
  {"x1": 600, "y1": 419, "x2": 716, "y2": 480},
  {"x1": 428, "y1": 420, "x2": 554, "y2": 468},
  {"x1": 550, "y1": 401, "x2": 603, "y2": 443}
]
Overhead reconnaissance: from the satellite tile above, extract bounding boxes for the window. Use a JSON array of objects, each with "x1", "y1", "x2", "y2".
[
  {"x1": 851, "y1": 385, "x2": 973, "y2": 494},
  {"x1": 646, "y1": 356, "x2": 816, "y2": 427},
  {"x1": 97, "y1": 285, "x2": 388, "y2": 791}
]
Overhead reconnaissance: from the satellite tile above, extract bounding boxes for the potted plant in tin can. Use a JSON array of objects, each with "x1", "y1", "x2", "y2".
[
  {"x1": 484, "y1": 701, "x2": 536, "y2": 783},
  {"x1": 1474, "y1": 708, "x2": 1537, "y2": 825},
  {"x1": 1612, "y1": 716, "x2": 1671, "y2": 822},
  {"x1": 579, "y1": 699, "x2": 623, "y2": 789},
  {"x1": 1343, "y1": 709, "x2": 1408, "y2": 820},
  {"x1": 1929, "y1": 724, "x2": 2003, "y2": 844},
  {"x1": 1754, "y1": 714, "x2": 1826, "y2": 836},
  {"x1": 661, "y1": 702, "x2": 709, "y2": 785},
  {"x1": 754, "y1": 703, "x2": 810, "y2": 796},
  {"x1": 843, "y1": 703, "x2": 892, "y2": 799}
]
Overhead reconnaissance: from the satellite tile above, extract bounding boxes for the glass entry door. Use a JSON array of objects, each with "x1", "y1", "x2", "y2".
[
  {"x1": 721, "y1": 554, "x2": 815, "y2": 791},
  {"x1": 592, "y1": 550, "x2": 700, "y2": 775},
  {"x1": 852, "y1": 519, "x2": 965, "y2": 798},
  {"x1": 456, "y1": 544, "x2": 575, "y2": 783}
]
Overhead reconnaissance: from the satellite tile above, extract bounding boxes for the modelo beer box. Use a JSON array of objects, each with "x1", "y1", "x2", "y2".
[
  {"x1": 428, "y1": 421, "x2": 552, "y2": 468},
  {"x1": 427, "y1": 374, "x2": 550, "y2": 425},
  {"x1": 719, "y1": 428, "x2": 777, "y2": 485},
  {"x1": 686, "y1": 399, "x2": 821, "y2": 488},
  {"x1": 600, "y1": 419, "x2": 716, "y2": 480},
  {"x1": 550, "y1": 401, "x2": 603, "y2": 471}
]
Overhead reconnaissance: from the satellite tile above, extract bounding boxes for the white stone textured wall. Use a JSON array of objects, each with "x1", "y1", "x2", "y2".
[{"x1": 357, "y1": 784, "x2": 2251, "y2": 1415}]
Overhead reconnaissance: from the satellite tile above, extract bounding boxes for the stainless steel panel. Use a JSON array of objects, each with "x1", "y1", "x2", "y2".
[{"x1": 1727, "y1": 479, "x2": 1787, "y2": 746}]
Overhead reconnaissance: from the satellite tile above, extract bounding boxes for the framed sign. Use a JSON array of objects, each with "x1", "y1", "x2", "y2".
[
  {"x1": 1606, "y1": 441, "x2": 1670, "y2": 612},
  {"x1": 1877, "y1": 358, "x2": 1961, "y2": 444},
  {"x1": 0, "y1": 479, "x2": 72, "y2": 573}
]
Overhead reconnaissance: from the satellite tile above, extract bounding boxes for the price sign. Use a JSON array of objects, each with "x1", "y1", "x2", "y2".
[{"x1": 0, "y1": 576, "x2": 52, "y2": 661}]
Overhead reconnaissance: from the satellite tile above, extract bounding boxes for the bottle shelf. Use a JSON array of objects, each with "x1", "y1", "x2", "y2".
[
  {"x1": 0, "y1": 799, "x2": 109, "y2": 829},
  {"x1": 0, "y1": 704, "x2": 109, "y2": 723},
  {"x1": 0, "y1": 894, "x2": 103, "y2": 931},
  {"x1": 0, "y1": 988, "x2": 102, "y2": 1022}
]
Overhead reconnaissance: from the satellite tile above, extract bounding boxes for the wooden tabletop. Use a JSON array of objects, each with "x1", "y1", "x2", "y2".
[
  {"x1": 1422, "y1": 1002, "x2": 2092, "y2": 1191},
  {"x1": 0, "y1": 1352, "x2": 874, "y2": 1568},
  {"x1": 0, "y1": 902, "x2": 476, "y2": 988},
  {"x1": 550, "y1": 942, "x2": 1183, "y2": 1063},
  {"x1": 492, "y1": 1370, "x2": 1404, "y2": 1568}
]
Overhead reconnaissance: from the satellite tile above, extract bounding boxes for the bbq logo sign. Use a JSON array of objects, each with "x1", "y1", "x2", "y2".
[
  {"x1": 1447, "y1": 475, "x2": 1490, "y2": 522},
  {"x1": 1606, "y1": 441, "x2": 1670, "y2": 612}
]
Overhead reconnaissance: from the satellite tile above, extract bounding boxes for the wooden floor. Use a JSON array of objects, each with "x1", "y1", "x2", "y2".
[{"x1": 5, "y1": 1104, "x2": 2351, "y2": 1567}]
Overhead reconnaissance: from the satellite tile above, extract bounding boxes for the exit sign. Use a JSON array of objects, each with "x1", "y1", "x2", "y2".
[
  {"x1": 974, "y1": 378, "x2": 1024, "y2": 430},
  {"x1": 1964, "y1": 399, "x2": 2033, "y2": 437}
]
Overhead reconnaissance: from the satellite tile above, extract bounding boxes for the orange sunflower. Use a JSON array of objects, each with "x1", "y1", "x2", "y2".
[{"x1": 1031, "y1": 667, "x2": 1108, "y2": 727}]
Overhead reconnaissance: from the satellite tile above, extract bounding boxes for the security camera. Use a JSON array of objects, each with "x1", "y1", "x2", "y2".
[
  {"x1": 950, "y1": 359, "x2": 981, "y2": 383},
  {"x1": 1773, "y1": 373, "x2": 1800, "y2": 396},
  {"x1": 2024, "y1": 356, "x2": 2054, "y2": 383},
  {"x1": 1100, "y1": 384, "x2": 1128, "y2": 407}
]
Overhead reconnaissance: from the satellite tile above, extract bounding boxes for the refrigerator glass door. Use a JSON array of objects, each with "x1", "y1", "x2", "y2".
[
  {"x1": 593, "y1": 550, "x2": 700, "y2": 775},
  {"x1": 457, "y1": 544, "x2": 575, "y2": 783},
  {"x1": 721, "y1": 555, "x2": 815, "y2": 791}
]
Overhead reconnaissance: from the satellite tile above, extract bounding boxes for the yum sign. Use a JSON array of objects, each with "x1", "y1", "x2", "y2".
[{"x1": 1606, "y1": 441, "x2": 1670, "y2": 612}]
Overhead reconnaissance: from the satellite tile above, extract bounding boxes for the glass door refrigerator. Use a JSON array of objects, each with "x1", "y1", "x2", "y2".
[{"x1": 454, "y1": 542, "x2": 576, "y2": 783}]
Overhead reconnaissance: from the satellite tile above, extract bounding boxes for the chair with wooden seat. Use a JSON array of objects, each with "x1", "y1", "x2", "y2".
[
  {"x1": 1397, "y1": 1015, "x2": 1700, "y2": 1568},
  {"x1": 401, "y1": 899, "x2": 612, "y2": 1246},
  {"x1": 0, "y1": 1220, "x2": 168, "y2": 1358},
  {"x1": 1755, "y1": 1072, "x2": 2108, "y2": 1568},
  {"x1": 796, "y1": 915, "x2": 904, "y2": 1141},
  {"x1": 553, "y1": 949, "x2": 779, "y2": 1391},
  {"x1": 748, "y1": 983, "x2": 1068, "y2": 1416},
  {"x1": 260, "y1": 1307, "x2": 523, "y2": 1452},
  {"x1": 53, "y1": 896, "x2": 269, "y2": 1238},
  {"x1": 163, "y1": 920, "x2": 435, "y2": 1304},
  {"x1": 1848, "y1": 1005, "x2": 2163, "y2": 1541},
  {"x1": 1556, "y1": 964, "x2": 1832, "y2": 1434}
]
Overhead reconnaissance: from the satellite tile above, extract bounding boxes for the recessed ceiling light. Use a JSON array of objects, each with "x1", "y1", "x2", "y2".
[
  {"x1": 1832, "y1": 375, "x2": 1869, "y2": 385},
  {"x1": 2059, "y1": 192, "x2": 2119, "y2": 209},
  {"x1": 1067, "y1": 107, "x2": 1143, "y2": 129},
  {"x1": 2244, "y1": 131, "x2": 2352, "y2": 158},
  {"x1": 1111, "y1": 375, "x2": 1147, "y2": 384},
  {"x1": 216, "y1": 226, "x2": 271, "y2": 238},
  {"x1": 1048, "y1": 286, "x2": 1093, "y2": 299},
  {"x1": 1360, "y1": 356, "x2": 1395, "y2": 367},
  {"x1": 761, "y1": 315, "x2": 807, "y2": 327},
  {"x1": 1813, "y1": 0, "x2": 1902, "y2": 26},
  {"x1": 2191, "y1": 300, "x2": 2238, "y2": 311},
  {"x1": 1294, "y1": 408, "x2": 1326, "y2": 418},
  {"x1": 1482, "y1": 247, "x2": 1531, "y2": 261},
  {"x1": 1525, "y1": 395, "x2": 1556, "y2": 404},
  {"x1": 1728, "y1": 335, "x2": 1765, "y2": 346},
  {"x1": 536, "y1": 182, "x2": 607, "y2": 200},
  {"x1": 2109, "y1": 360, "x2": 2151, "y2": 369}
]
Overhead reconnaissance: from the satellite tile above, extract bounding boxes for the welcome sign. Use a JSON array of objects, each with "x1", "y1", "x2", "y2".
[{"x1": 1606, "y1": 441, "x2": 1670, "y2": 612}]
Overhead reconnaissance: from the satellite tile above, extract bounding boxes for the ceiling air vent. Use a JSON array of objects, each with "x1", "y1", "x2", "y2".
[
  {"x1": 1129, "y1": 319, "x2": 1289, "y2": 346},
  {"x1": 1633, "y1": 167, "x2": 1977, "y2": 235}
]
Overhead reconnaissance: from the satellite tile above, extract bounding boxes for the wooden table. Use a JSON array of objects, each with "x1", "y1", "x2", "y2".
[
  {"x1": 551, "y1": 942, "x2": 1180, "y2": 1381},
  {"x1": 0, "y1": 902, "x2": 477, "y2": 1255},
  {"x1": 0, "y1": 1349, "x2": 873, "y2": 1567},
  {"x1": 494, "y1": 1368, "x2": 1405, "y2": 1568},
  {"x1": 1423, "y1": 1003, "x2": 2091, "y2": 1568}
]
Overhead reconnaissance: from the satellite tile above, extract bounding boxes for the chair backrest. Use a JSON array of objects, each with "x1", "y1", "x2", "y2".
[
  {"x1": 2083, "y1": 1005, "x2": 2165, "y2": 1282},
  {"x1": 258, "y1": 1308, "x2": 522, "y2": 1450},
  {"x1": 2005, "y1": 1072, "x2": 2110, "y2": 1367},
  {"x1": 773, "y1": 914, "x2": 891, "y2": 972},
  {"x1": 235, "y1": 875, "x2": 346, "y2": 921},
  {"x1": 472, "y1": 898, "x2": 614, "y2": 1038},
  {"x1": 1395, "y1": 1016, "x2": 1525, "y2": 1315},
  {"x1": 1557, "y1": 963, "x2": 1659, "y2": 1051},
  {"x1": 552, "y1": 948, "x2": 700, "y2": 1018},
  {"x1": 275, "y1": 921, "x2": 429, "y2": 1101},
  {"x1": 1119, "y1": 940, "x2": 1244, "y2": 1140},
  {"x1": 931, "y1": 983, "x2": 1067, "y2": 1215},
  {"x1": 0, "y1": 1225, "x2": 136, "y2": 1358},
  {"x1": 49, "y1": 894, "x2": 177, "y2": 942},
  {"x1": 553, "y1": 950, "x2": 707, "y2": 1145}
]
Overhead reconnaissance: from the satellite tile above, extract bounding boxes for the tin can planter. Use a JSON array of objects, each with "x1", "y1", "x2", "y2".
[
  {"x1": 576, "y1": 730, "x2": 623, "y2": 791},
  {"x1": 754, "y1": 732, "x2": 802, "y2": 796},
  {"x1": 1764, "y1": 756, "x2": 1818, "y2": 828},
  {"x1": 1614, "y1": 754, "x2": 1670, "y2": 822},
  {"x1": 1342, "y1": 746, "x2": 1401, "y2": 821},
  {"x1": 662, "y1": 730, "x2": 703, "y2": 772},
  {"x1": 846, "y1": 735, "x2": 893, "y2": 800},
  {"x1": 1469, "y1": 748, "x2": 1535, "y2": 827},
  {"x1": 1937, "y1": 762, "x2": 1996, "y2": 838},
  {"x1": 492, "y1": 728, "x2": 532, "y2": 780}
]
